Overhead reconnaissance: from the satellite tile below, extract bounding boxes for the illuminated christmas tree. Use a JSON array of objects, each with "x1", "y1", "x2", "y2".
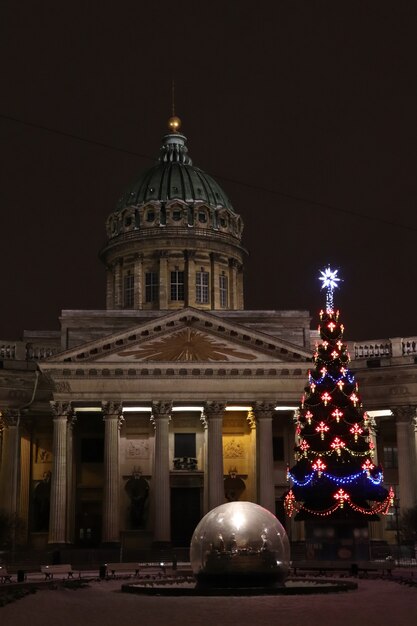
[{"x1": 285, "y1": 268, "x2": 393, "y2": 558}]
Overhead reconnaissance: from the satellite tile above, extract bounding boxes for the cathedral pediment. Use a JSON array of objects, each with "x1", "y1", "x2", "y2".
[{"x1": 47, "y1": 308, "x2": 311, "y2": 365}]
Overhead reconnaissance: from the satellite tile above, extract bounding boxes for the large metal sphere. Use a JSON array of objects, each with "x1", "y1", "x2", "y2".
[{"x1": 190, "y1": 502, "x2": 290, "y2": 587}]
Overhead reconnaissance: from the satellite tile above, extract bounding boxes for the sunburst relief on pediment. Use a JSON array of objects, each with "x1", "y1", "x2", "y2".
[{"x1": 116, "y1": 328, "x2": 259, "y2": 362}]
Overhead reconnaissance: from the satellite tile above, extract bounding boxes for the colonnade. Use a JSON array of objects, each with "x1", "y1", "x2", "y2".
[{"x1": 1, "y1": 402, "x2": 416, "y2": 546}]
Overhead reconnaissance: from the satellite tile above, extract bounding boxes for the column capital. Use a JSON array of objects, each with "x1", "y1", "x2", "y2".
[
  {"x1": 204, "y1": 402, "x2": 226, "y2": 419},
  {"x1": 391, "y1": 405, "x2": 417, "y2": 426},
  {"x1": 102, "y1": 401, "x2": 123, "y2": 417},
  {"x1": 152, "y1": 402, "x2": 172, "y2": 418},
  {"x1": 2, "y1": 408, "x2": 20, "y2": 426},
  {"x1": 50, "y1": 402, "x2": 72, "y2": 418},
  {"x1": 252, "y1": 402, "x2": 276, "y2": 420}
]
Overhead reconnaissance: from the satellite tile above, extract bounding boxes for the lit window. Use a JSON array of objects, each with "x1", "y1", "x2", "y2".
[
  {"x1": 171, "y1": 270, "x2": 185, "y2": 301},
  {"x1": 123, "y1": 271, "x2": 134, "y2": 308},
  {"x1": 145, "y1": 271, "x2": 158, "y2": 303},
  {"x1": 196, "y1": 271, "x2": 209, "y2": 304},
  {"x1": 219, "y1": 273, "x2": 228, "y2": 308},
  {"x1": 383, "y1": 445, "x2": 398, "y2": 469}
]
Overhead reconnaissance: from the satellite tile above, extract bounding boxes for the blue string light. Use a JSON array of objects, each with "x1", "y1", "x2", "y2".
[
  {"x1": 288, "y1": 469, "x2": 383, "y2": 487},
  {"x1": 309, "y1": 371, "x2": 355, "y2": 385}
]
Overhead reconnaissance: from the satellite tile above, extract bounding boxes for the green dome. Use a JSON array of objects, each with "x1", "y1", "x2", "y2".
[{"x1": 117, "y1": 131, "x2": 234, "y2": 212}]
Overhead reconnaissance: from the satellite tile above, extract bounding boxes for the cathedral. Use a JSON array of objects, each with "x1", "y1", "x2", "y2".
[{"x1": 0, "y1": 117, "x2": 416, "y2": 555}]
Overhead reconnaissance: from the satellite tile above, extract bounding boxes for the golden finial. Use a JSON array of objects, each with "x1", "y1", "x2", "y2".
[
  {"x1": 168, "y1": 77, "x2": 181, "y2": 133},
  {"x1": 168, "y1": 116, "x2": 181, "y2": 133}
]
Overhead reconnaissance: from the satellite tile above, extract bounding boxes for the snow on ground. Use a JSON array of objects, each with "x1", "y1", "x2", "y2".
[{"x1": 1, "y1": 577, "x2": 417, "y2": 626}]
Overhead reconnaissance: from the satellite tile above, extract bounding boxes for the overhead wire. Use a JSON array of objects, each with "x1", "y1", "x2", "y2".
[{"x1": 1, "y1": 112, "x2": 416, "y2": 234}]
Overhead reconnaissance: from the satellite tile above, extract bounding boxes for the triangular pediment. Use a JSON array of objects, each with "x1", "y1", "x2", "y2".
[{"x1": 47, "y1": 308, "x2": 311, "y2": 365}]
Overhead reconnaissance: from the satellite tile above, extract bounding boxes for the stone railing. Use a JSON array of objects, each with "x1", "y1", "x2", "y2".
[
  {"x1": 349, "y1": 337, "x2": 417, "y2": 360},
  {"x1": 310, "y1": 332, "x2": 417, "y2": 361},
  {"x1": 402, "y1": 337, "x2": 417, "y2": 355},
  {"x1": 0, "y1": 341, "x2": 60, "y2": 361},
  {"x1": 0, "y1": 342, "x2": 17, "y2": 359},
  {"x1": 351, "y1": 341, "x2": 392, "y2": 359}
]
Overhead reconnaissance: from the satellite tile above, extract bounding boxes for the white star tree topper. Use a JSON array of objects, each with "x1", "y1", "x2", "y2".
[{"x1": 319, "y1": 266, "x2": 341, "y2": 312}]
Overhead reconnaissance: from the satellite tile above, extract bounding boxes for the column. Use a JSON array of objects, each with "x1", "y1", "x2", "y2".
[
  {"x1": 66, "y1": 414, "x2": 77, "y2": 544},
  {"x1": 185, "y1": 250, "x2": 196, "y2": 307},
  {"x1": 210, "y1": 253, "x2": 221, "y2": 310},
  {"x1": 152, "y1": 402, "x2": 171, "y2": 545},
  {"x1": 102, "y1": 402, "x2": 123, "y2": 544},
  {"x1": 0, "y1": 410, "x2": 20, "y2": 516},
  {"x1": 237, "y1": 263, "x2": 244, "y2": 309},
  {"x1": 18, "y1": 430, "x2": 31, "y2": 544},
  {"x1": 114, "y1": 258, "x2": 123, "y2": 309},
  {"x1": 49, "y1": 402, "x2": 71, "y2": 544},
  {"x1": 205, "y1": 402, "x2": 225, "y2": 510},
  {"x1": 253, "y1": 402, "x2": 275, "y2": 514},
  {"x1": 159, "y1": 251, "x2": 169, "y2": 309},
  {"x1": 228, "y1": 259, "x2": 237, "y2": 309},
  {"x1": 106, "y1": 264, "x2": 115, "y2": 309},
  {"x1": 393, "y1": 405, "x2": 417, "y2": 510},
  {"x1": 133, "y1": 253, "x2": 143, "y2": 309}
]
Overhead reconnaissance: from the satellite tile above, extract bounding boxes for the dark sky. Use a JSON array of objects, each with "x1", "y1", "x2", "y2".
[{"x1": 1, "y1": 1, "x2": 416, "y2": 342}]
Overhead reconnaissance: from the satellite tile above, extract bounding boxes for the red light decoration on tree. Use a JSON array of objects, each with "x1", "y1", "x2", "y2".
[
  {"x1": 316, "y1": 421, "x2": 330, "y2": 440},
  {"x1": 305, "y1": 410, "x2": 313, "y2": 424},
  {"x1": 330, "y1": 437, "x2": 346, "y2": 455},
  {"x1": 284, "y1": 490, "x2": 296, "y2": 516},
  {"x1": 312, "y1": 458, "x2": 327, "y2": 476},
  {"x1": 350, "y1": 393, "x2": 359, "y2": 406},
  {"x1": 299, "y1": 439, "x2": 310, "y2": 457},
  {"x1": 331, "y1": 408, "x2": 343, "y2": 422},
  {"x1": 350, "y1": 423, "x2": 363, "y2": 441},
  {"x1": 321, "y1": 392, "x2": 332, "y2": 406},
  {"x1": 334, "y1": 489, "x2": 349, "y2": 508},
  {"x1": 362, "y1": 459, "x2": 375, "y2": 477}
]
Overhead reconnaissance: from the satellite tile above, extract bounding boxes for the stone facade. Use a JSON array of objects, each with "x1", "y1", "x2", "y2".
[{"x1": 1, "y1": 121, "x2": 416, "y2": 551}]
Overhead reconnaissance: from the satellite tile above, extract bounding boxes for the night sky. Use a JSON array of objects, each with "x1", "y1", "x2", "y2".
[{"x1": 1, "y1": 2, "x2": 416, "y2": 342}]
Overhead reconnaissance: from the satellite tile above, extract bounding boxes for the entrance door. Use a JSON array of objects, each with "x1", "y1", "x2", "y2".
[
  {"x1": 171, "y1": 488, "x2": 201, "y2": 546},
  {"x1": 77, "y1": 500, "x2": 102, "y2": 547}
]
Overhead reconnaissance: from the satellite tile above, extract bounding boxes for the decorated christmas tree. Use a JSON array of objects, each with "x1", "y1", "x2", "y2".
[{"x1": 285, "y1": 268, "x2": 393, "y2": 557}]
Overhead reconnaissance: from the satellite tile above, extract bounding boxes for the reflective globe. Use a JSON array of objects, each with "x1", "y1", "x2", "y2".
[{"x1": 190, "y1": 501, "x2": 290, "y2": 587}]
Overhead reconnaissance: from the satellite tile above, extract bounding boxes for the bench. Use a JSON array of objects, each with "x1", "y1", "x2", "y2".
[
  {"x1": 292, "y1": 560, "x2": 393, "y2": 577},
  {"x1": 0, "y1": 566, "x2": 12, "y2": 583},
  {"x1": 106, "y1": 563, "x2": 141, "y2": 578},
  {"x1": 41, "y1": 564, "x2": 76, "y2": 580}
]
